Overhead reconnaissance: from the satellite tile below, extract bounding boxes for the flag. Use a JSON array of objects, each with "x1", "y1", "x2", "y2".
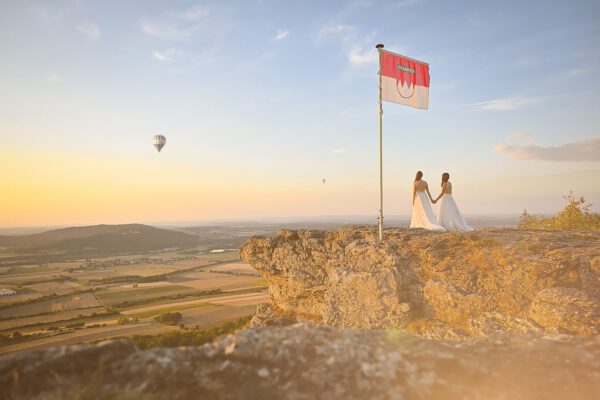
[{"x1": 380, "y1": 50, "x2": 429, "y2": 109}]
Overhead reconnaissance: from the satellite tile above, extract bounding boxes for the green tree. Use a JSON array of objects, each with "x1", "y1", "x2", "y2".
[
  {"x1": 154, "y1": 312, "x2": 182, "y2": 326},
  {"x1": 519, "y1": 192, "x2": 600, "y2": 230}
]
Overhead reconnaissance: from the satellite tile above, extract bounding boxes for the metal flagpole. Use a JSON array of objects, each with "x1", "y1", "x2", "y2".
[{"x1": 376, "y1": 43, "x2": 384, "y2": 241}]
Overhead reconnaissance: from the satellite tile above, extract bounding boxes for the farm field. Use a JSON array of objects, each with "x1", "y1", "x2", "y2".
[
  {"x1": 0, "y1": 292, "x2": 102, "y2": 319},
  {"x1": 121, "y1": 291, "x2": 269, "y2": 317},
  {"x1": 180, "y1": 304, "x2": 258, "y2": 327},
  {"x1": 0, "y1": 307, "x2": 108, "y2": 331},
  {"x1": 95, "y1": 285, "x2": 193, "y2": 303},
  {"x1": 0, "y1": 236, "x2": 268, "y2": 355},
  {"x1": 170, "y1": 271, "x2": 264, "y2": 291},
  {"x1": 207, "y1": 262, "x2": 261, "y2": 275},
  {"x1": 0, "y1": 322, "x2": 178, "y2": 355}
]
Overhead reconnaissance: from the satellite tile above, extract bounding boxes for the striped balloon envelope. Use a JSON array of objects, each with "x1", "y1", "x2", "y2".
[{"x1": 152, "y1": 135, "x2": 166, "y2": 152}]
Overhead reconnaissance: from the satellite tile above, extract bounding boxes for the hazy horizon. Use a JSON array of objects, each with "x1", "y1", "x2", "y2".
[
  {"x1": 0, "y1": 213, "x2": 525, "y2": 233},
  {"x1": 2, "y1": 0, "x2": 599, "y2": 227}
]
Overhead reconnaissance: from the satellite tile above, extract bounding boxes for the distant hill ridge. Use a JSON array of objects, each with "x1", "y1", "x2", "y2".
[{"x1": 0, "y1": 224, "x2": 198, "y2": 256}]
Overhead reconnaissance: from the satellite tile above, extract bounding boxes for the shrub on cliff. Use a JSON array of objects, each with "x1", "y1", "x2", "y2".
[{"x1": 519, "y1": 192, "x2": 600, "y2": 230}]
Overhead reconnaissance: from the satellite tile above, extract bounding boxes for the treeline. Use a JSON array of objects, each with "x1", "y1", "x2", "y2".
[
  {"x1": 110, "y1": 289, "x2": 222, "y2": 308},
  {"x1": 16, "y1": 275, "x2": 73, "y2": 286},
  {"x1": 154, "y1": 312, "x2": 182, "y2": 326},
  {"x1": 129, "y1": 315, "x2": 252, "y2": 349},
  {"x1": 519, "y1": 192, "x2": 600, "y2": 230},
  {"x1": 88, "y1": 275, "x2": 142, "y2": 285},
  {"x1": 208, "y1": 270, "x2": 260, "y2": 277}
]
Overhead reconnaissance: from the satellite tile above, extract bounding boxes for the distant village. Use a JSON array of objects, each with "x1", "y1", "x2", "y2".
[{"x1": 70, "y1": 255, "x2": 200, "y2": 272}]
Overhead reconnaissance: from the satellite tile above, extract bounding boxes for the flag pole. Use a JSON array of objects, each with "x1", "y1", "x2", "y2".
[{"x1": 376, "y1": 43, "x2": 384, "y2": 241}]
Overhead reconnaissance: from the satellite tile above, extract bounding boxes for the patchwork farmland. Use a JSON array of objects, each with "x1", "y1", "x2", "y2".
[{"x1": 0, "y1": 224, "x2": 273, "y2": 355}]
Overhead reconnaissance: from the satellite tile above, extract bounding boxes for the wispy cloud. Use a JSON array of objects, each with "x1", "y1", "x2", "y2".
[
  {"x1": 331, "y1": 148, "x2": 347, "y2": 154},
  {"x1": 451, "y1": 92, "x2": 593, "y2": 112},
  {"x1": 495, "y1": 136, "x2": 600, "y2": 162},
  {"x1": 274, "y1": 29, "x2": 289, "y2": 41},
  {"x1": 348, "y1": 46, "x2": 377, "y2": 64},
  {"x1": 140, "y1": 4, "x2": 214, "y2": 40},
  {"x1": 141, "y1": 20, "x2": 195, "y2": 40},
  {"x1": 468, "y1": 96, "x2": 543, "y2": 111},
  {"x1": 316, "y1": 24, "x2": 358, "y2": 46},
  {"x1": 317, "y1": 24, "x2": 377, "y2": 66},
  {"x1": 153, "y1": 49, "x2": 177, "y2": 62},
  {"x1": 77, "y1": 22, "x2": 101, "y2": 41},
  {"x1": 175, "y1": 5, "x2": 211, "y2": 20},
  {"x1": 388, "y1": 0, "x2": 421, "y2": 7}
]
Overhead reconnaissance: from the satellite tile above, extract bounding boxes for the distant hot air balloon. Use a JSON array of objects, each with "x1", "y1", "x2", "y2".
[
  {"x1": 322, "y1": 179, "x2": 326, "y2": 184},
  {"x1": 152, "y1": 135, "x2": 166, "y2": 152}
]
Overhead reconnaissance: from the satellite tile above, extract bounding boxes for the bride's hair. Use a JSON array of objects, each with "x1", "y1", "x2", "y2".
[
  {"x1": 441, "y1": 172, "x2": 450, "y2": 187},
  {"x1": 415, "y1": 171, "x2": 423, "y2": 181}
]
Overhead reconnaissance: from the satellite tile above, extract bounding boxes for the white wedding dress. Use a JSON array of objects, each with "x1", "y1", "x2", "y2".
[
  {"x1": 410, "y1": 189, "x2": 446, "y2": 231},
  {"x1": 436, "y1": 184, "x2": 473, "y2": 232}
]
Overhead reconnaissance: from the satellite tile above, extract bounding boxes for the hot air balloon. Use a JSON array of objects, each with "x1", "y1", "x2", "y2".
[
  {"x1": 322, "y1": 179, "x2": 326, "y2": 184},
  {"x1": 152, "y1": 135, "x2": 166, "y2": 152}
]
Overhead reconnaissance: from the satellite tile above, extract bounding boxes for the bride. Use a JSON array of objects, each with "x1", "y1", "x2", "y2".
[
  {"x1": 432, "y1": 172, "x2": 473, "y2": 232},
  {"x1": 410, "y1": 171, "x2": 445, "y2": 231}
]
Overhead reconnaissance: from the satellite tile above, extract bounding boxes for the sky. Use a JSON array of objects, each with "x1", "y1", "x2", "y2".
[{"x1": 1, "y1": 0, "x2": 599, "y2": 227}]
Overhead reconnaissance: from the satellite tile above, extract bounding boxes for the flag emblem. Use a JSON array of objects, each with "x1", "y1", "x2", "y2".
[{"x1": 380, "y1": 50, "x2": 429, "y2": 109}]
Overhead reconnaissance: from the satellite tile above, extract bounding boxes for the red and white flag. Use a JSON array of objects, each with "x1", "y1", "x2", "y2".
[{"x1": 380, "y1": 50, "x2": 429, "y2": 110}]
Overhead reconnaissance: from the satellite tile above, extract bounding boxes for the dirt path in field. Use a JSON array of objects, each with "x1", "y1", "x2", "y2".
[{"x1": 119, "y1": 290, "x2": 268, "y2": 316}]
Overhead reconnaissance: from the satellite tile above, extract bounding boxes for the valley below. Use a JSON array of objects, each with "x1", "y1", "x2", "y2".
[{"x1": 0, "y1": 224, "x2": 269, "y2": 355}]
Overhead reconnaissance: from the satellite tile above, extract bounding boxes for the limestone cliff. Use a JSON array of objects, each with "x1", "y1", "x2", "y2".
[{"x1": 240, "y1": 227, "x2": 600, "y2": 337}]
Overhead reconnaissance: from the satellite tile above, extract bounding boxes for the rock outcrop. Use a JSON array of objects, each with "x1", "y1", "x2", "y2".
[
  {"x1": 2, "y1": 227, "x2": 599, "y2": 399},
  {"x1": 2, "y1": 324, "x2": 599, "y2": 400},
  {"x1": 240, "y1": 227, "x2": 600, "y2": 337}
]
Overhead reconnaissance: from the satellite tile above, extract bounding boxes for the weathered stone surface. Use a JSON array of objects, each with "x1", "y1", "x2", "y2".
[
  {"x1": 249, "y1": 303, "x2": 298, "y2": 327},
  {"x1": 1, "y1": 324, "x2": 599, "y2": 400},
  {"x1": 240, "y1": 227, "x2": 600, "y2": 336},
  {"x1": 469, "y1": 311, "x2": 544, "y2": 337},
  {"x1": 529, "y1": 287, "x2": 600, "y2": 335}
]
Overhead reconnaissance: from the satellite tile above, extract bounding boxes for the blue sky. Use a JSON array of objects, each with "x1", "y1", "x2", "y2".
[{"x1": 1, "y1": 0, "x2": 599, "y2": 226}]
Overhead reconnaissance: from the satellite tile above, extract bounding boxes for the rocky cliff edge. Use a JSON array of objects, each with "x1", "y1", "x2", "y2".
[{"x1": 240, "y1": 227, "x2": 600, "y2": 338}]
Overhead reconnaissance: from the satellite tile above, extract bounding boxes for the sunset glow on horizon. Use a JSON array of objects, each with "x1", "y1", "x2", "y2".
[{"x1": 2, "y1": 1, "x2": 599, "y2": 227}]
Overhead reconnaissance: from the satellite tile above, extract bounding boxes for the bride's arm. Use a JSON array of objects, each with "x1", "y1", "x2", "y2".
[
  {"x1": 425, "y1": 182, "x2": 436, "y2": 203},
  {"x1": 432, "y1": 183, "x2": 447, "y2": 203},
  {"x1": 412, "y1": 183, "x2": 416, "y2": 205}
]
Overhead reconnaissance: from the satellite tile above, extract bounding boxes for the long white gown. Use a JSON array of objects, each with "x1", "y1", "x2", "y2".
[
  {"x1": 437, "y1": 193, "x2": 473, "y2": 232},
  {"x1": 410, "y1": 190, "x2": 446, "y2": 231}
]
